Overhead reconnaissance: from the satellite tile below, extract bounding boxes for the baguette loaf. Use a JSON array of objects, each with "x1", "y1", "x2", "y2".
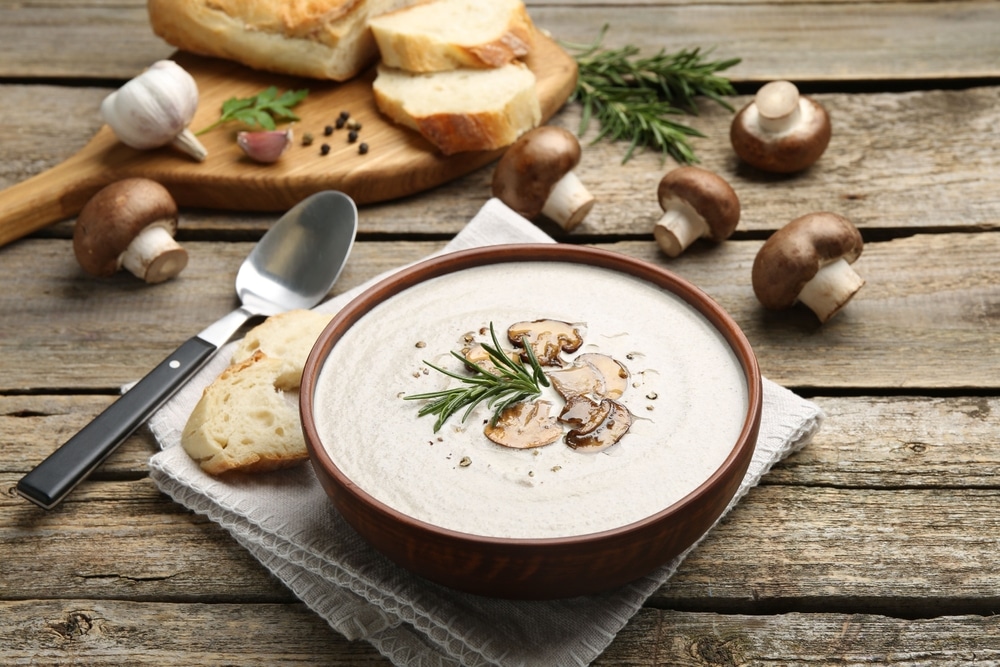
[
  {"x1": 369, "y1": 0, "x2": 535, "y2": 72},
  {"x1": 372, "y1": 62, "x2": 541, "y2": 154},
  {"x1": 181, "y1": 351, "x2": 307, "y2": 475},
  {"x1": 147, "y1": 0, "x2": 417, "y2": 81}
]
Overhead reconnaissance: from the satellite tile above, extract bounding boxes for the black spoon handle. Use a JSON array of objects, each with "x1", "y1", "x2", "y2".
[{"x1": 16, "y1": 336, "x2": 218, "y2": 510}]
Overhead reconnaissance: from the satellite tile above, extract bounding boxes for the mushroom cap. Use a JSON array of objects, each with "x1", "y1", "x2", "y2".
[
  {"x1": 752, "y1": 212, "x2": 863, "y2": 309},
  {"x1": 73, "y1": 178, "x2": 178, "y2": 277},
  {"x1": 657, "y1": 166, "x2": 741, "y2": 242},
  {"x1": 730, "y1": 95, "x2": 831, "y2": 173},
  {"x1": 491, "y1": 126, "x2": 582, "y2": 218},
  {"x1": 507, "y1": 319, "x2": 583, "y2": 366}
]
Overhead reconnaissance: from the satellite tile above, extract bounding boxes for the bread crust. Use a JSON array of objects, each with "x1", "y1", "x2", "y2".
[
  {"x1": 370, "y1": 0, "x2": 535, "y2": 72},
  {"x1": 181, "y1": 351, "x2": 308, "y2": 476},
  {"x1": 147, "y1": 0, "x2": 414, "y2": 80},
  {"x1": 180, "y1": 310, "x2": 336, "y2": 476},
  {"x1": 372, "y1": 63, "x2": 540, "y2": 154}
]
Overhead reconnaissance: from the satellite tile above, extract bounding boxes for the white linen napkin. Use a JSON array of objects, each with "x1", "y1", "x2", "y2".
[{"x1": 147, "y1": 198, "x2": 824, "y2": 667}]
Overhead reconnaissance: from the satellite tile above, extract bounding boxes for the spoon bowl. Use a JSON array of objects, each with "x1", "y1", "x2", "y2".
[{"x1": 17, "y1": 190, "x2": 358, "y2": 510}]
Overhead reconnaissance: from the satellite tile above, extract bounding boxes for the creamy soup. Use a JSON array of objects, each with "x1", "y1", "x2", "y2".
[{"x1": 313, "y1": 260, "x2": 749, "y2": 539}]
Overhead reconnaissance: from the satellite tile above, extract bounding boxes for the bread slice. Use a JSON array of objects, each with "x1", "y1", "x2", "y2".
[
  {"x1": 182, "y1": 309, "x2": 334, "y2": 476},
  {"x1": 182, "y1": 351, "x2": 307, "y2": 475},
  {"x1": 372, "y1": 62, "x2": 541, "y2": 154},
  {"x1": 147, "y1": 0, "x2": 418, "y2": 81},
  {"x1": 369, "y1": 0, "x2": 535, "y2": 72},
  {"x1": 231, "y1": 309, "x2": 333, "y2": 388}
]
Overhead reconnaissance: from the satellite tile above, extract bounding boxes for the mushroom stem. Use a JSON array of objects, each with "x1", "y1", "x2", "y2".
[
  {"x1": 540, "y1": 171, "x2": 596, "y2": 231},
  {"x1": 171, "y1": 128, "x2": 208, "y2": 162},
  {"x1": 797, "y1": 257, "x2": 866, "y2": 322},
  {"x1": 755, "y1": 80, "x2": 803, "y2": 134},
  {"x1": 120, "y1": 222, "x2": 189, "y2": 283},
  {"x1": 653, "y1": 201, "x2": 711, "y2": 258}
]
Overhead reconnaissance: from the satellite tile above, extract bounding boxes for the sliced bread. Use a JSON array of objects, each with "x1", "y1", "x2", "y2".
[
  {"x1": 181, "y1": 351, "x2": 307, "y2": 475},
  {"x1": 231, "y1": 309, "x2": 333, "y2": 388},
  {"x1": 372, "y1": 62, "x2": 541, "y2": 154},
  {"x1": 147, "y1": 0, "x2": 419, "y2": 81},
  {"x1": 369, "y1": 0, "x2": 535, "y2": 72}
]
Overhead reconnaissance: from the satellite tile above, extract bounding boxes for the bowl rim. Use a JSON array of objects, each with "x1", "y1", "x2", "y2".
[{"x1": 301, "y1": 242, "x2": 763, "y2": 548}]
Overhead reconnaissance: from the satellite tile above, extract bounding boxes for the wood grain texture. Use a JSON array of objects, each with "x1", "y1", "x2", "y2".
[
  {"x1": 3, "y1": 2, "x2": 1000, "y2": 82},
  {"x1": 3, "y1": 480, "x2": 1000, "y2": 613},
  {"x1": 4, "y1": 86, "x2": 1000, "y2": 239},
  {"x1": 5, "y1": 601, "x2": 1000, "y2": 666},
  {"x1": 2, "y1": 234, "x2": 997, "y2": 392}
]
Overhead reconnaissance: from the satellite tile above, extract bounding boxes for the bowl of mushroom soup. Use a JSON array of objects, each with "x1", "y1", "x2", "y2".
[{"x1": 300, "y1": 244, "x2": 762, "y2": 599}]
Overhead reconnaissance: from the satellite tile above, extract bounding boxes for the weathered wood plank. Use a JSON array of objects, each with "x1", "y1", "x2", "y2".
[
  {"x1": 4, "y1": 477, "x2": 1000, "y2": 614},
  {"x1": 0, "y1": 395, "x2": 157, "y2": 477},
  {"x1": 597, "y1": 610, "x2": 1000, "y2": 666},
  {"x1": 3, "y1": 234, "x2": 998, "y2": 391},
  {"x1": 4, "y1": 601, "x2": 1000, "y2": 666},
  {"x1": 0, "y1": 599, "x2": 388, "y2": 666},
  {"x1": 3, "y1": 85, "x2": 999, "y2": 238},
  {"x1": 533, "y1": 2, "x2": 1000, "y2": 83},
  {"x1": 2, "y1": 2, "x2": 998, "y2": 82},
  {"x1": 651, "y1": 487, "x2": 1000, "y2": 615},
  {"x1": 1, "y1": 476, "x2": 293, "y2": 602},
  {"x1": 770, "y1": 396, "x2": 1000, "y2": 489}
]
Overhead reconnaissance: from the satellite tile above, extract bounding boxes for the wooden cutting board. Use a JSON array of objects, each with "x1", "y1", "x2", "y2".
[{"x1": 0, "y1": 32, "x2": 577, "y2": 248}]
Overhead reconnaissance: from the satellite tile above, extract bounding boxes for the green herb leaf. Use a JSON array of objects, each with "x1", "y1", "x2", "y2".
[
  {"x1": 563, "y1": 25, "x2": 740, "y2": 164},
  {"x1": 195, "y1": 86, "x2": 309, "y2": 136},
  {"x1": 404, "y1": 323, "x2": 550, "y2": 433}
]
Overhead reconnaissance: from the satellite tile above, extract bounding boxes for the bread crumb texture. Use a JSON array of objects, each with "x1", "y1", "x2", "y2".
[{"x1": 181, "y1": 309, "x2": 332, "y2": 475}]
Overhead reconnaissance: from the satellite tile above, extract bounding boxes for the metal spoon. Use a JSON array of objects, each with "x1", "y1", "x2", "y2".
[{"x1": 17, "y1": 190, "x2": 358, "y2": 510}]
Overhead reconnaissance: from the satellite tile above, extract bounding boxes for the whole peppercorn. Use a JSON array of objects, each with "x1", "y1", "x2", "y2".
[
  {"x1": 348, "y1": 130, "x2": 359, "y2": 143},
  {"x1": 320, "y1": 143, "x2": 331, "y2": 156},
  {"x1": 335, "y1": 116, "x2": 347, "y2": 129},
  {"x1": 323, "y1": 125, "x2": 334, "y2": 136},
  {"x1": 301, "y1": 132, "x2": 314, "y2": 146},
  {"x1": 358, "y1": 142, "x2": 369, "y2": 155}
]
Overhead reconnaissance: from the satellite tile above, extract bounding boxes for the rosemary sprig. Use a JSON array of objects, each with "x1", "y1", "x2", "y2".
[
  {"x1": 195, "y1": 86, "x2": 308, "y2": 136},
  {"x1": 404, "y1": 323, "x2": 550, "y2": 433},
  {"x1": 564, "y1": 25, "x2": 741, "y2": 164}
]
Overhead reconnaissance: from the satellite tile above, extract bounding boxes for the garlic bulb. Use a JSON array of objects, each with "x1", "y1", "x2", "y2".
[{"x1": 100, "y1": 60, "x2": 208, "y2": 162}]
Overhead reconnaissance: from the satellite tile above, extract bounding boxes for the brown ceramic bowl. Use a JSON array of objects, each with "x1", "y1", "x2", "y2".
[{"x1": 301, "y1": 244, "x2": 762, "y2": 599}]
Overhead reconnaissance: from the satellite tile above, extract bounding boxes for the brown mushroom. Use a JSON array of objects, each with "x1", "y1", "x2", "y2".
[
  {"x1": 548, "y1": 353, "x2": 629, "y2": 401},
  {"x1": 752, "y1": 212, "x2": 865, "y2": 322},
  {"x1": 730, "y1": 80, "x2": 831, "y2": 173},
  {"x1": 654, "y1": 166, "x2": 741, "y2": 258},
  {"x1": 507, "y1": 319, "x2": 583, "y2": 366},
  {"x1": 491, "y1": 126, "x2": 595, "y2": 231},
  {"x1": 73, "y1": 178, "x2": 188, "y2": 283},
  {"x1": 565, "y1": 399, "x2": 632, "y2": 452},
  {"x1": 484, "y1": 400, "x2": 562, "y2": 449}
]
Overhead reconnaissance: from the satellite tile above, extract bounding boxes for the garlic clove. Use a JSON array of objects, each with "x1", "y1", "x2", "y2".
[{"x1": 237, "y1": 129, "x2": 294, "y2": 163}]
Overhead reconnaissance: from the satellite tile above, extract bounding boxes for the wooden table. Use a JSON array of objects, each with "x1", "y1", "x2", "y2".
[{"x1": 3, "y1": 1, "x2": 999, "y2": 664}]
